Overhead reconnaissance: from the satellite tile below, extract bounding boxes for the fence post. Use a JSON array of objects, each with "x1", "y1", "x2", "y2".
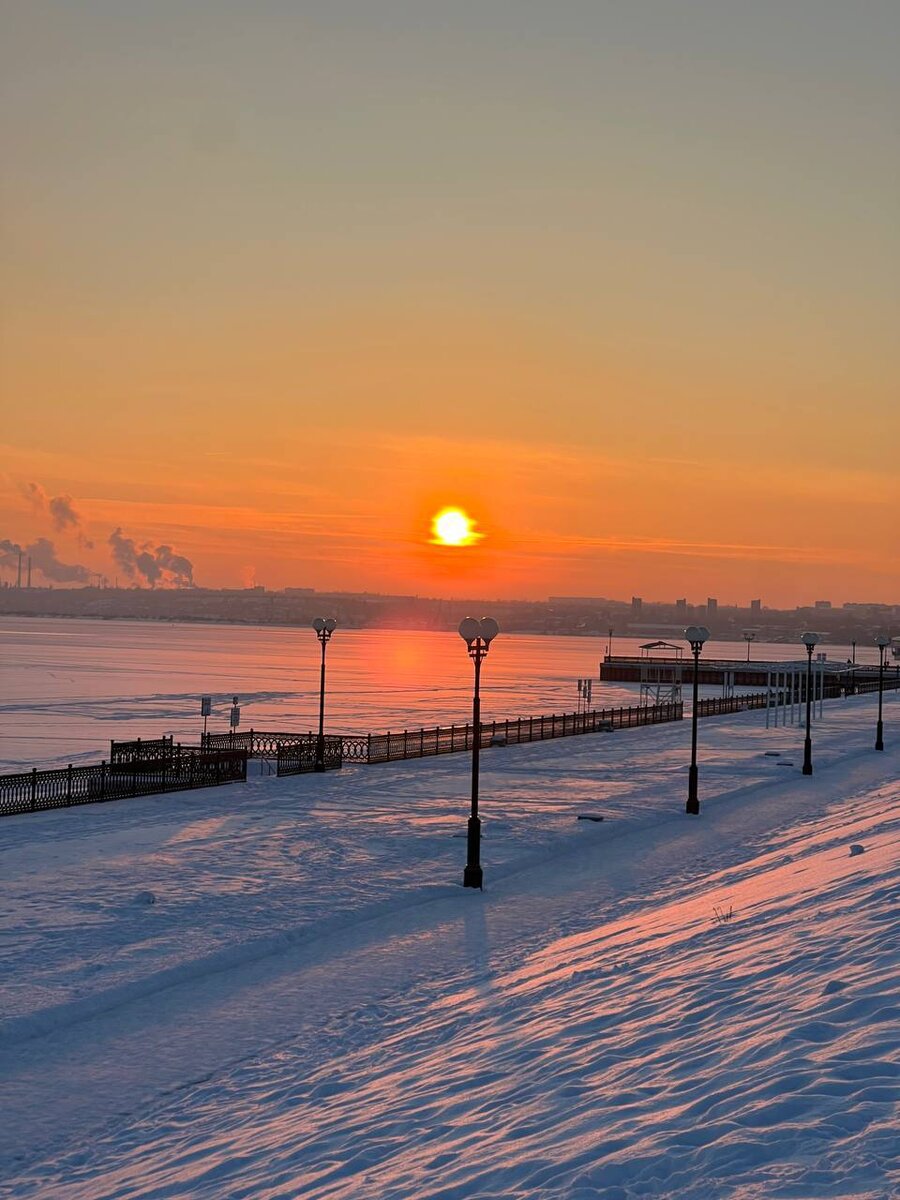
[
  {"x1": 100, "y1": 760, "x2": 107, "y2": 800},
  {"x1": 31, "y1": 767, "x2": 37, "y2": 812},
  {"x1": 66, "y1": 764, "x2": 73, "y2": 806}
]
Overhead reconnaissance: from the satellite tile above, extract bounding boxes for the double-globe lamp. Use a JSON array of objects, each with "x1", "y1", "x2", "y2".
[
  {"x1": 312, "y1": 618, "x2": 337, "y2": 771},
  {"x1": 458, "y1": 616, "x2": 500, "y2": 889},
  {"x1": 800, "y1": 631, "x2": 819, "y2": 775},
  {"x1": 684, "y1": 625, "x2": 710, "y2": 815}
]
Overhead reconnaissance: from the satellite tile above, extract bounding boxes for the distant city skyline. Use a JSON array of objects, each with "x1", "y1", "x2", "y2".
[{"x1": 1, "y1": 573, "x2": 897, "y2": 619}]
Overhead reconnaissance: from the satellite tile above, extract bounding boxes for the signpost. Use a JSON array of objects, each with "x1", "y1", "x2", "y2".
[{"x1": 200, "y1": 696, "x2": 211, "y2": 741}]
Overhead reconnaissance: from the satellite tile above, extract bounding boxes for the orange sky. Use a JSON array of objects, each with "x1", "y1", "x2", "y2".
[{"x1": 1, "y1": 4, "x2": 898, "y2": 605}]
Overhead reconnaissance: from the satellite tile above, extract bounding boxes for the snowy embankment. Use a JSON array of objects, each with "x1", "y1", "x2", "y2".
[{"x1": 0, "y1": 694, "x2": 897, "y2": 1198}]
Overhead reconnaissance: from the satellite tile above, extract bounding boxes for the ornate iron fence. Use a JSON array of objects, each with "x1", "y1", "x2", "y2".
[
  {"x1": 360, "y1": 701, "x2": 683, "y2": 765},
  {"x1": 695, "y1": 692, "x2": 770, "y2": 718},
  {"x1": 202, "y1": 730, "x2": 316, "y2": 757},
  {"x1": 0, "y1": 749, "x2": 247, "y2": 818},
  {"x1": 109, "y1": 735, "x2": 174, "y2": 764},
  {"x1": 846, "y1": 673, "x2": 900, "y2": 696},
  {"x1": 197, "y1": 701, "x2": 683, "y2": 770},
  {"x1": 276, "y1": 737, "x2": 343, "y2": 776}
]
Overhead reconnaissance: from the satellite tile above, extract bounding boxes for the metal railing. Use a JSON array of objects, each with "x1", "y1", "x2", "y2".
[
  {"x1": 846, "y1": 674, "x2": 900, "y2": 697},
  {"x1": 202, "y1": 730, "x2": 315, "y2": 757},
  {"x1": 201, "y1": 702, "x2": 684, "y2": 768},
  {"x1": 353, "y1": 701, "x2": 684, "y2": 764},
  {"x1": 109, "y1": 735, "x2": 174, "y2": 764},
  {"x1": 695, "y1": 692, "x2": 770, "y2": 718},
  {"x1": 276, "y1": 737, "x2": 343, "y2": 776},
  {"x1": 197, "y1": 702, "x2": 682, "y2": 768},
  {"x1": 0, "y1": 748, "x2": 248, "y2": 818}
]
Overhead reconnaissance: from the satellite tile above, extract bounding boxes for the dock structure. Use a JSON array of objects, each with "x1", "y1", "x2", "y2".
[{"x1": 600, "y1": 655, "x2": 887, "y2": 693}]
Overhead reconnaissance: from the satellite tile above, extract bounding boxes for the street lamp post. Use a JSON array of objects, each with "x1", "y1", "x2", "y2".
[
  {"x1": 459, "y1": 616, "x2": 500, "y2": 889},
  {"x1": 801, "y1": 632, "x2": 819, "y2": 775},
  {"x1": 874, "y1": 635, "x2": 890, "y2": 751},
  {"x1": 743, "y1": 630, "x2": 756, "y2": 662},
  {"x1": 312, "y1": 618, "x2": 337, "y2": 771},
  {"x1": 684, "y1": 625, "x2": 709, "y2": 815}
]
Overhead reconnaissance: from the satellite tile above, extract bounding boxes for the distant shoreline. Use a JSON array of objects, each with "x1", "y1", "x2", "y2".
[{"x1": 0, "y1": 610, "x2": 599, "y2": 639}]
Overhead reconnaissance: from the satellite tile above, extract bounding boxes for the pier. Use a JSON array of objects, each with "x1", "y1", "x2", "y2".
[{"x1": 599, "y1": 654, "x2": 890, "y2": 692}]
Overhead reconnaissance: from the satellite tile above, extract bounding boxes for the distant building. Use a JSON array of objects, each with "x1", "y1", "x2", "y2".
[
  {"x1": 814, "y1": 600, "x2": 832, "y2": 609},
  {"x1": 750, "y1": 599, "x2": 761, "y2": 612},
  {"x1": 631, "y1": 596, "x2": 643, "y2": 616},
  {"x1": 706, "y1": 597, "x2": 718, "y2": 615},
  {"x1": 675, "y1": 598, "x2": 687, "y2": 616}
]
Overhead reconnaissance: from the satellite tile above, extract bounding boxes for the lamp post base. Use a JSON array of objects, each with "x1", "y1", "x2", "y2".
[
  {"x1": 463, "y1": 816, "x2": 483, "y2": 889},
  {"x1": 802, "y1": 737, "x2": 813, "y2": 775},
  {"x1": 875, "y1": 720, "x2": 884, "y2": 752},
  {"x1": 686, "y1": 764, "x2": 699, "y2": 815},
  {"x1": 314, "y1": 763, "x2": 326, "y2": 773},
  {"x1": 463, "y1": 863, "x2": 483, "y2": 889}
]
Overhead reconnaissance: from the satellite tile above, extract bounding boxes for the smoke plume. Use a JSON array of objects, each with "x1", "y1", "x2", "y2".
[
  {"x1": 22, "y1": 481, "x2": 94, "y2": 547},
  {"x1": 28, "y1": 538, "x2": 91, "y2": 583},
  {"x1": 1, "y1": 536, "x2": 90, "y2": 583},
  {"x1": 108, "y1": 528, "x2": 195, "y2": 588},
  {"x1": 48, "y1": 494, "x2": 80, "y2": 532}
]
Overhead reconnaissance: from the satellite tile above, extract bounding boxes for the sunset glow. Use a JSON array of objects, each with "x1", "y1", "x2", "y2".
[{"x1": 0, "y1": 4, "x2": 896, "y2": 606}]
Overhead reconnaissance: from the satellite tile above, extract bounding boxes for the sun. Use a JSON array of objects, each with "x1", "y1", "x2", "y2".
[{"x1": 430, "y1": 507, "x2": 480, "y2": 547}]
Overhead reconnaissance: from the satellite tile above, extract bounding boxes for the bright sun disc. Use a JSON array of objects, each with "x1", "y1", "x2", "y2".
[{"x1": 431, "y1": 507, "x2": 478, "y2": 546}]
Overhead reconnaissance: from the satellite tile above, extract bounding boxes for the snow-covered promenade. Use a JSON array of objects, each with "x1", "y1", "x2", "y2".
[{"x1": 1, "y1": 693, "x2": 897, "y2": 1198}]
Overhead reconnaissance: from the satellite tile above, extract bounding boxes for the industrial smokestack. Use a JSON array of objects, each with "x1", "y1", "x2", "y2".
[
  {"x1": 27, "y1": 556, "x2": 32, "y2": 588},
  {"x1": 16, "y1": 551, "x2": 22, "y2": 589}
]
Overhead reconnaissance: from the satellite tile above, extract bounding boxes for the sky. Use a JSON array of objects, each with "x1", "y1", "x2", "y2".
[{"x1": 1, "y1": 0, "x2": 898, "y2": 605}]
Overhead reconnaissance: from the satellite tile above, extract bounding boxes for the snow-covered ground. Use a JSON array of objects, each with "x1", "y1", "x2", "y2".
[{"x1": 0, "y1": 692, "x2": 897, "y2": 1198}]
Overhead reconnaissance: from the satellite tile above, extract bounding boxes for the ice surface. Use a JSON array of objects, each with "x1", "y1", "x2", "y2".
[
  {"x1": 1, "y1": 617, "x2": 878, "y2": 771},
  {"x1": 0, "y1": 691, "x2": 897, "y2": 1198}
]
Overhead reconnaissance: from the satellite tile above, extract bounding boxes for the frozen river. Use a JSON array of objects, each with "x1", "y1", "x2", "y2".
[{"x1": 0, "y1": 617, "x2": 878, "y2": 771}]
